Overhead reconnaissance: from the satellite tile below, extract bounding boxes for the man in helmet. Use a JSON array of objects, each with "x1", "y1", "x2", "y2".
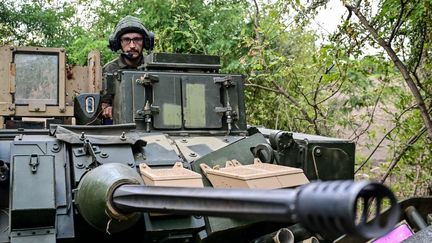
[{"x1": 101, "y1": 15, "x2": 154, "y2": 121}]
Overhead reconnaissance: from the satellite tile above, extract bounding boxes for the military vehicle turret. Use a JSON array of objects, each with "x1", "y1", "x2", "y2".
[{"x1": 0, "y1": 46, "x2": 400, "y2": 243}]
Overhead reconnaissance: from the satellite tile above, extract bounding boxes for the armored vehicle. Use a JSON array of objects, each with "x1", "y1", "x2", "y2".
[{"x1": 0, "y1": 46, "x2": 401, "y2": 243}]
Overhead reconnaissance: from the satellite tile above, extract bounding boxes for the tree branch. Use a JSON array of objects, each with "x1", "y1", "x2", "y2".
[
  {"x1": 349, "y1": 83, "x2": 385, "y2": 141},
  {"x1": 184, "y1": 19, "x2": 207, "y2": 55},
  {"x1": 380, "y1": 125, "x2": 427, "y2": 183},
  {"x1": 252, "y1": 0, "x2": 262, "y2": 46},
  {"x1": 411, "y1": 23, "x2": 427, "y2": 93},
  {"x1": 412, "y1": 157, "x2": 423, "y2": 196},
  {"x1": 388, "y1": 0, "x2": 406, "y2": 45},
  {"x1": 316, "y1": 78, "x2": 346, "y2": 105},
  {"x1": 345, "y1": 4, "x2": 432, "y2": 140},
  {"x1": 272, "y1": 81, "x2": 317, "y2": 131},
  {"x1": 245, "y1": 83, "x2": 279, "y2": 93},
  {"x1": 245, "y1": 82, "x2": 317, "y2": 133},
  {"x1": 355, "y1": 103, "x2": 417, "y2": 173}
]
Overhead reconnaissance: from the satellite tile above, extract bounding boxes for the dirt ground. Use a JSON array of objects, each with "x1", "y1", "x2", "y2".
[{"x1": 340, "y1": 103, "x2": 431, "y2": 197}]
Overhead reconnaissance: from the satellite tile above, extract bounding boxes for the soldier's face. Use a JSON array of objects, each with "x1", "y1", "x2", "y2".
[{"x1": 120, "y1": 32, "x2": 144, "y2": 59}]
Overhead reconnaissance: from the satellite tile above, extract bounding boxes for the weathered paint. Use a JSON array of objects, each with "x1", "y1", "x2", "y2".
[
  {"x1": 162, "y1": 103, "x2": 182, "y2": 127},
  {"x1": 184, "y1": 83, "x2": 206, "y2": 128},
  {"x1": 0, "y1": 46, "x2": 82, "y2": 121}
]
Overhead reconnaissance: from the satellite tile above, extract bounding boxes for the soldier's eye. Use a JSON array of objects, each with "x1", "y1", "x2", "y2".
[{"x1": 121, "y1": 37, "x2": 143, "y2": 44}]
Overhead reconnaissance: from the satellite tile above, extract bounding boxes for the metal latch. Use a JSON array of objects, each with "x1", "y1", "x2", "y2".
[
  {"x1": 136, "y1": 73, "x2": 159, "y2": 86},
  {"x1": 214, "y1": 76, "x2": 237, "y2": 134},
  {"x1": 29, "y1": 154, "x2": 39, "y2": 173},
  {"x1": 214, "y1": 76, "x2": 235, "y2": 87},
  {"x1": 73, "y1": 137, "x2": 101, "y2": 169},
  {"x1": 83, "y1": 139, "x2": 101, "y2": 168}
]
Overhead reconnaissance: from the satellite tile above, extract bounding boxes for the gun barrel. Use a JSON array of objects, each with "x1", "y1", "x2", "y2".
[
  {"x1": 112, "y1": 180, "x2": 400, "y2": 239},
  {"x1": 75, "y1": 164, "x2": 399, "y2": 239},
  {"x1": 113, "y1": 184, "x2": 299, "y2": 221}
]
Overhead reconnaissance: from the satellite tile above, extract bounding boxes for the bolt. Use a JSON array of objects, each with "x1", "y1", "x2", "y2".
[
  {"x1": 120, "y1": 132, "x2": 126, "y2": 141},
  {"x1": 127, "y1": 161, "x2": 135, "y2": 167},
  {"x1": 52, "y1": 143, "x2": 60, "y2": 152},
  {"x1": 100, "y1": 152, "x2": 109, "y2": 158},
  {"x1": 314, "y1": 148, "x2": 322, "y2": 156},
  {"x1": 181, "y1": 139, "x2": 188, "y2": 143},
  {"x1": 223, "y1": 138, "x2": 229, "y2": 143},
  {"x1": 76, "y1": 162, "x2": 84, "y2": 168},
  {"x1": 189, "y1": 152, "x2": 197, "y2": 157},
  {"x1": 80, "y1": 132, "x2": 85, "y2": 141}
]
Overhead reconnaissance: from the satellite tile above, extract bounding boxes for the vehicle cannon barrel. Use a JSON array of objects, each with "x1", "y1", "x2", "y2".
[{"x1": 75, "y1": 163, "x2": 400, "y2": 240}]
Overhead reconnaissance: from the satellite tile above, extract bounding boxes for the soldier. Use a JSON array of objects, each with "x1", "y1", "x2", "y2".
[{"x1": 101, "y1": 15, "x2": 154, "y2": 121}]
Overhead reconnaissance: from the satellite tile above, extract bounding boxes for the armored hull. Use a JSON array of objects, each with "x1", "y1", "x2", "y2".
[{"x1": 0, "y1": 47, "x2": 399, "y2": 243}]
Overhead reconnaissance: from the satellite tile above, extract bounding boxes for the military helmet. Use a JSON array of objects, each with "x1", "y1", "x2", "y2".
[{"x1": 108, "y1": 15, "x2": 154, "y2": 52}]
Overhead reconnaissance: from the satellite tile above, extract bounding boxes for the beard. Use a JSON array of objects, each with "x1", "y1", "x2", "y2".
[{"x1": 122, "y1": 49, "x2": 141, "y2": 60}]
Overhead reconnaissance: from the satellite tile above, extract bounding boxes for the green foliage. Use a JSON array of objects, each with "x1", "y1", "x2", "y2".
[
  {"x1": 2, "y1": 0, "x2": 432, "y2": 197},
  {"x1": 339, "y1": 0, "x2": 432, "y2": 197},
  {"x1": 0, "y1": 0, "x2": 81, "y2": 47}
]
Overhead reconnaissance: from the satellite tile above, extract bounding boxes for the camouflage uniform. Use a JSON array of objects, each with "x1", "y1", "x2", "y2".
[
  {"x1": 101, "y1": 55, "x2": 144, "y2": 105},
  {"x1": 102, "y1": 55, "x2": 144, "y2": 74}
]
